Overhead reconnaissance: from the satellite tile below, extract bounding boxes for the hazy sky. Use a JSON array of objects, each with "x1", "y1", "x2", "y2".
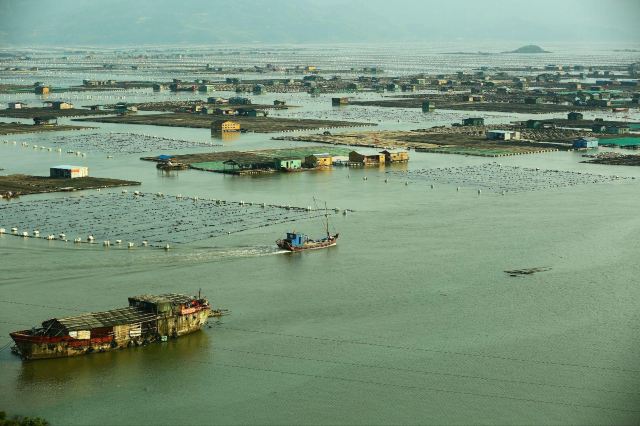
[{"x1": 0, "y1": 0, "x2": 639, "y2": 47}]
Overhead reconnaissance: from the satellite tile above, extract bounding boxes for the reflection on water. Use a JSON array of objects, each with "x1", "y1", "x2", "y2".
[
  {"x1": 211, "y1": 131, "x2": 241, "y2": 143},
  {"x1": 16, "y1": 329, "x2": 211, "y2": 388}
]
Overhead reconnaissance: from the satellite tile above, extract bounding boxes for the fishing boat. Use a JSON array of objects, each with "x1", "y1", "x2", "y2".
[{"x1": 276, "y1": 202, "x2": 339, "y2": 252}]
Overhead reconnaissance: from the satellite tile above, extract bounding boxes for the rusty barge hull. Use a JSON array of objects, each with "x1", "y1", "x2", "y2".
[{"x1": 10, "y1": 293, "x2": 212, "y2": 360}]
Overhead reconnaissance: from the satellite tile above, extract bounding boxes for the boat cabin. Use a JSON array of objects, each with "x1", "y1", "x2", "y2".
[{"x1": 285, "y1": 232, "x2": 307, "y2": 247}]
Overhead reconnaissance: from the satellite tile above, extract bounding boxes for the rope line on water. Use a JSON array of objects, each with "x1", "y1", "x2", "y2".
[
  {"x1": 215, "y1": 347, "x2": 640, "y2": 397},
  {"x1": 188, "y1": 359, "x2": 640, "y2": 415},
  {"x1": 218, "y1": 326, "x2": 640, "y2": 375}
]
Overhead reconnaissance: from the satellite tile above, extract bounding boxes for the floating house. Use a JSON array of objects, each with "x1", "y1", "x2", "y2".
[
  {"x1": 304, "y1": 153, "x2": 333, "y2": 168},
  {"x1": 275, "y1": 158, "x2": 302, "y2": 171},
  {"x1": 207, "y1": 97, "x2": 228, "y2": 105},
  {"x1": 422, "y1": 99, "x2": 435, "y2": 112},
  {"x1": 51, "y1": 101, "x2": 73, "y2": 110},
  {"x1": 606, "y1": 126, "x2": 630, "y2": 135},
  {"x1": 114, "y1": 103, "x2": 137, "y2": 115},
  {"x1": 462, "y1": 117, "x2": 484, "y2": 126},
  {"x1": 34, "y1": 84, "x2": 50, "y2": 95},
  {"x1": 253, "y1": 84, "x2": 266, "y2": 95},
  {"x1": 349, "y1": 151, "x2": 385, "y2": 166},
  {"x1": 8, "y1": 101, "x2": 26, "y2": 109},
  {"x1": 33, "y1": 116, "x2": 57, "y2": 126},
  {"x1": 572, "y1": 137, "x2": 599, "y2": 149},
  {"x1": 211, "y1": 120, "x2": 241, "y2": 133},
  {"x1": 380, "y1": 150, "x2": 409, "y2": 163},
  {"x1": 236, "y1": 108, "x2": 261, "y2": 117},
  {"x1": 198, "y1": 84, "x2": 215, "y2": 93},
  {"x1": 50, "y1": 165, "x2": 89, "y2": 179},
  {"x1": 486, "y1": 130, "x2": 521, "y2": 141},
  {"x1": 525, "y1": 119, "x2": 544, "y2": 129},
  {"x1": 332, "y1": 97, "x2": 349, "y2": 106},
  {"x1": 524, "y1": 97, "x2": 543, "y2": 105},
  {"x1": 229, "y1": 97, "x2": 252, "y2": 105}
]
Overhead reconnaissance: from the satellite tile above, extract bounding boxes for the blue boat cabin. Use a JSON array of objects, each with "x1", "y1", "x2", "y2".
[{"x1": 286, "y1": 232, "x2": 307, "y2": 247}]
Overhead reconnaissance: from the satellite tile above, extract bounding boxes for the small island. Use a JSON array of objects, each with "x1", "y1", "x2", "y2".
[{"x1": 505, "y1": 45, "x2": 550, "y2": 54}]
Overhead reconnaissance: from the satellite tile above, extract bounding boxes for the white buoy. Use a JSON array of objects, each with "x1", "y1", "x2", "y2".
[
  {"x1": 87, "y1": 235, "x2": 95, "y2": 242},
  {"x1": 33, "y1": 230, "x2": 40, "y2": 237},
  {"x1": 21, "y1": 231, "x2": 29, "y2": 237},
  {"x1": 142, "y1": 240, "x2": 148, "y2": 247},
  {"x1": 0, "y1": 228, "x2": 5, "y2": 234},
  {"x1": 46, "y1": 235, "x2": 54, "y2": 240},
  {"x1": 103, "y1": 240, "x2": 110, "y2": 246},
  {"x1": 74, "y1": 237, "x2": 82, "y2": 243},
  {"x1": 11, "y1": 227, "x2": 18, "y2": 234},
  {"x1": 164, "y1": 244, "x2": 170, "y2": 250},
  {"x1": 115, "y1": 239, "x2": 122, "y2": 244},
  {"x1": 127, "y1": 242, "x2": 134, "y2": 248},
  {"x1": 478, "y1": 189, "x2": 482, "y2": 195},
  {"x1": 457, "y1": 187, "x2": 460, "y2": 191}
]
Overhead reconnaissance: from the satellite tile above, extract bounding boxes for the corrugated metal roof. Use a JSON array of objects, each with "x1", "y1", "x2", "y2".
[
  {"x1": 47, "y1": 307, "x2": 157, "y2": 331},
  {"x1": 129, "y1": 293, "x2": 195, "y2": 305}
]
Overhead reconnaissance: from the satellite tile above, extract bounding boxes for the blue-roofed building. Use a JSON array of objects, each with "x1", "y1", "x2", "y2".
[{"x1": 572, "y1": 137, "x2": 598, "y2": 149}]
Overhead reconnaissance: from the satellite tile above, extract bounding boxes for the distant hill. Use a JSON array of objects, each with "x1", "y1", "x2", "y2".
[{"x1": 505, "y1": 45, "x2": 550, "y2": 54}]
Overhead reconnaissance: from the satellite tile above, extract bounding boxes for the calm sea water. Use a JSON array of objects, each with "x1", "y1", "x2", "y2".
[{"x1": 1, "y1": 45, "x2": 640, "y2": 424}]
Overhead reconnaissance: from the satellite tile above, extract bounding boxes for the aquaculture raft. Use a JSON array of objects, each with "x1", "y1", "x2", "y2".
[{"x1": 10, "y1": 293, "x2": 213, "y2": 360}]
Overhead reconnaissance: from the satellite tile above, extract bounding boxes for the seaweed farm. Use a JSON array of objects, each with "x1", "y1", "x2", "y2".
[
  {"x1": 388, "y1": 163, "x2": 633, "y2": 193},
  {"x1": 14, "y1": 132, "x2": 219, "y2": 155},
  {"x1": 0, "y1": 192, "x2": 332, "y2": 247}
]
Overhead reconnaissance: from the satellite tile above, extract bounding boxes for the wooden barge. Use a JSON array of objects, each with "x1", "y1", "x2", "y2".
[{"x1": 10, "y1": 293, "x2": 212, "y2": 360}]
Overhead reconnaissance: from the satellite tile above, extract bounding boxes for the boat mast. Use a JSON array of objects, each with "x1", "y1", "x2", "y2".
[{"x1": 324, "y1": 202, "x2": 329, "y2": 237}]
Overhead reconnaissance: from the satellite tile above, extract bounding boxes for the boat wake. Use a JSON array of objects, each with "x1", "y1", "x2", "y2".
[{"x1": 160, "y1": 245, "x2": 289, "y2": 262}]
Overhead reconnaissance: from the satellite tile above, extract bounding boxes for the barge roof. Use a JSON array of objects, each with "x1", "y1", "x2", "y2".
[
  {"x1": 129, "y1": 293, "x2": 195, "y2": 304},
  {"x1": 44, "y1": 307, "x2": 157, "y2": 331}
]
